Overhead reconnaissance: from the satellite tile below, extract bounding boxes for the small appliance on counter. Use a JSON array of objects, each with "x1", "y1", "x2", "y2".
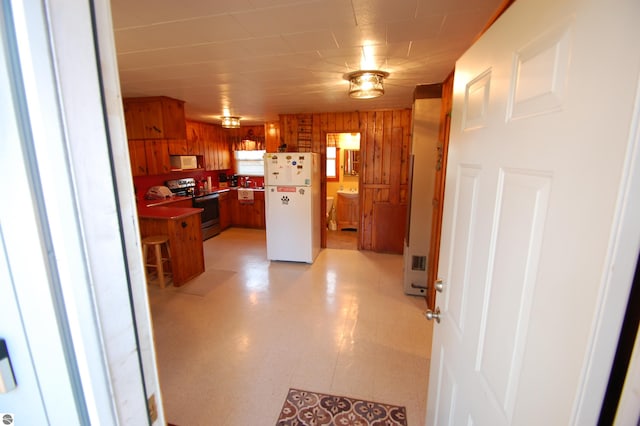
[
  {"x1": 219, "y1": 172, "x2": 228, "y2": 188},
  {"x1": 229, "y1": 175, "x2": 239, "y2": 187},
  {"x1": 145, "y1": 186, "x2": 173, "y2": 200}
]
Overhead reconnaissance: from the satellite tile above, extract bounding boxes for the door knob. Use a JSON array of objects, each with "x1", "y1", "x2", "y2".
[
  {"x1": 434, "y1": 279, "x2": 444, "y2": 292},
  {"x1": 425, "y1": 307, "x2": 441, "y2": 323}
]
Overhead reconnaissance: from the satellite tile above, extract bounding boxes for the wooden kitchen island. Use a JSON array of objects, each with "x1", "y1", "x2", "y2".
[{"x1": 137, "y1": 203, "x2": 204, "y2": 287}]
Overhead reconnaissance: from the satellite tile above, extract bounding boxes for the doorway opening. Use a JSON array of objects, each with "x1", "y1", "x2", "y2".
[{"x1": 325, "y1": 132, "x2": 360, "y2": 250}]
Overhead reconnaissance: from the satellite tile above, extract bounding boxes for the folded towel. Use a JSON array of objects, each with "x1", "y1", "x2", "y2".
[{"x1": 238, "y1": 188, "x2": 254, "y2": 204}]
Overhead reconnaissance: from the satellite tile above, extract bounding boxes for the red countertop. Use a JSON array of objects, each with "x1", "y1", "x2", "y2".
[
  {"x1": 137, "y1": 205, "x2": 203, "y2": 220},
  {"x1": 137, "y1": 196, "x2": 202, "y2": 220}
]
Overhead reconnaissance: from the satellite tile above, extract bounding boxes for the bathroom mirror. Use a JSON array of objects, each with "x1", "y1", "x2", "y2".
[{"x1": 344, "y1": 150, "x2": 360, "y2": 176}]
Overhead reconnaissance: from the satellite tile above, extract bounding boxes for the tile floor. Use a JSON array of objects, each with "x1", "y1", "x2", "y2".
[
  {"x1": 326, "y1": 228, "x2": 358, "y2": 250},
  {"x1": 147, "y1": 228, "x2": 433, "y2": 425}
]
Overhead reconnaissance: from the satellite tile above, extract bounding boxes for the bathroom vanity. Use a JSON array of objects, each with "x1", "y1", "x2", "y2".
[{"x1": 336, "y1": 191, "x2": 359, "y2": 230}]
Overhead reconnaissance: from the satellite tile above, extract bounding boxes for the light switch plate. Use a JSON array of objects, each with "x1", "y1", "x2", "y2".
[{"x1": 0, "y1": 339, "x2": 17, "y2": 393}]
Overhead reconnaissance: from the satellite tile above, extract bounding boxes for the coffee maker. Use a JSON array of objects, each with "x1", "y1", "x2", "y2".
[{"x1": 218, "y1": 172, "x2": 228, "y2": 188}]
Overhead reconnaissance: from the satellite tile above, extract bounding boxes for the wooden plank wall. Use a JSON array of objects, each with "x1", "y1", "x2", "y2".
[{"x1": 279, "y1": 109, "x2": 412, "y2": 252}]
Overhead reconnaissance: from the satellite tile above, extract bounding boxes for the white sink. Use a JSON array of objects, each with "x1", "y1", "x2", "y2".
[{"x1": 337, "y1": 190, "x2": 358, "y2": 198}]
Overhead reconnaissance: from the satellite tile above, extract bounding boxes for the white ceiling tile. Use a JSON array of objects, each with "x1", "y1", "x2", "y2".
[
  {"x1": 230, "y1": 1, "x2": 352, "y2": 38},
  {"x1": 351, "y1": 0, "x2": 419, "y2": 25},
  {"x1": 110, "y1": 0, "x2": 255, "y2": 29},
  {"x1": 111, "y1": 0, "x2": 507, "y2": 124},
  {"x1": 113, "y1": 15, "x2": 248, "y2": 52},
  {"x1": 281, "y1": 31, "x2": 339, "y2": 53},
  {"x1": 386, "y1": 15, "x2": 444, "y2": 43}
]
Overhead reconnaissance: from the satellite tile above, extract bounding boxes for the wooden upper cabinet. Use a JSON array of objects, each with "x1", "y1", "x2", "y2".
[
  {"x1": 128, "y1": 139, "x2": 148, "y2": 176},
  {"x1": 184, "y1": 120, "x2": 204, "y2": 155},
  {"x1": 123, "y1": 96, "x2": 186, "y2": 140},
  {"x1": 167, "y1": 139, "x2": 188, "y2": 155},
  {"x1": 185, "y1": 119, "x2": 231, "y2": 171},
  {"x1": 144, "y1": 139, "x2": 171, "y2": 174}
]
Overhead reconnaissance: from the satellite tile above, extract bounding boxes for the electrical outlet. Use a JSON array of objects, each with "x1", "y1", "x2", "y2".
[{"x1": 148, "y1": 393, "x2": 158, "y2": 423}]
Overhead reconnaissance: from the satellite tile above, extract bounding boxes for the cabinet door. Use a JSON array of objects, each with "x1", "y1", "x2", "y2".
[
  {"x1": 204, "y1": 126, "x2": 218, "y2": 171},
  {"x1": 142, "y1": 101, "x2": 164, "y2": 138},
  {"x1": 160, "y1": 98, "x2": 186, "y2": 139},
  {"x1": 186, "y1": 121, "x2": 204, "y2": 154},
  {"x1": 128, "y1": 139, "x2": 147, "y2": 176},
  {"x1": 337, "y1": 194, "x2": 358, "y2": 229},
  {"x1": 219, "y1": 192, "x2": 231, "y2": 230},
  {"x1": 167, "y1": 214, "x2": 204, "y2": 286},
  {"x1": 144, "y1": 139, "x2": 170, "y2": 175},
  {"x1": 232, "y1": 192, "x2": 265, "y2": 228},
  {"x1": 168, "y1": 139, "x2": 188, "y2": 155},
  {"x1": 124, "y1": 102, "x2": 146, "y2": 139}
]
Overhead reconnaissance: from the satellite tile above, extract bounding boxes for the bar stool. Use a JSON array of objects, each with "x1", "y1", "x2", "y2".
[{"x1": 142, "y1": 235, "x2": 172, "y2": 288}]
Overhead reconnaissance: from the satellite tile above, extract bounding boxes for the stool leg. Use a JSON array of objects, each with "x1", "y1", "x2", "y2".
[
  {"x1": 164, "y1": 242, "x2": 172, "y2": 285},
  {"x1": 154, "y1": 244, "x2": 165, "y2": 288}
]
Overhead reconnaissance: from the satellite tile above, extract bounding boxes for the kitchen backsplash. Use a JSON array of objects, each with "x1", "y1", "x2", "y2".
[{"x1": 133, "y1": 170, "x2": 266, "y2": 200}]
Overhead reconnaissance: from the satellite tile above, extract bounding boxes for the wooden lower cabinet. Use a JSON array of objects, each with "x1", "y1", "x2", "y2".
[
  {"x1": 230, "y1": 189, "x2": 265, "y2": 229},
  {"x1": 219, "y1": 191, "x2": 232, "y2": 230},
  {"x1": 138, "y1": 212, "x2": 204, "y2": 286}
]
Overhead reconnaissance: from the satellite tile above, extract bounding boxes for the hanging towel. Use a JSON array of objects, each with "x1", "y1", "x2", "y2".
[{"x1": 238, "y1": 188, "x2": 254, "y2": 204}]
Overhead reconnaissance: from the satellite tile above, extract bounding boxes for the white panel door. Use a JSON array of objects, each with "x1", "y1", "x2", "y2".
[{"x1": 426, "y1": 0, "x2": 640, "y2": 424}]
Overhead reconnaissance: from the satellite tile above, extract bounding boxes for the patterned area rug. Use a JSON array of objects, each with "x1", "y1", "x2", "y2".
[{"x1": 276, "y1": 388, "x2": 408, "y2": 426}]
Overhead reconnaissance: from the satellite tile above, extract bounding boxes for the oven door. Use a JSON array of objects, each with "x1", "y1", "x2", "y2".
[{"x1": 193, "y1": 193, "x2": 220, "y2": 239}]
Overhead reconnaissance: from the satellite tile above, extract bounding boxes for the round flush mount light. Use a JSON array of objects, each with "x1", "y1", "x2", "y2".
[{"x1": 345, "y1": 70, "x2": 389, "y2": 99}]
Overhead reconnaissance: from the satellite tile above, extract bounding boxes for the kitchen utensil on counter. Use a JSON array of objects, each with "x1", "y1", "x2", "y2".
[{"x1": 145, "y1": 186, "x2": 173, "y2": 199}]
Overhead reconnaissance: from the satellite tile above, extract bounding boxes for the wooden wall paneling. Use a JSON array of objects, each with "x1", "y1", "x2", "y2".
[
  {"x1": 312, "y1": 114, "x2": 327, "y2": 153},
  {"x1": 334, "y1": 113, "x2": 343, "y2": 131},
  {"x1": 363, "y1": 111, "x2": 375, "y2": 185},
  {"x1": 389, "y1": 127, "x2": 403, "y2": 204},
  {"x1": 382, "y1": 111, "x2": 393, "y2": 186},
  {"x1": 265, "y1": 121, "x2": 280, "y2": 152},
  {"x1": 276, "y1": 109, "x2": 411, "y2": 253},
  {"x1": 283, "y1": 115, "x2": 297, "y2": 151}
]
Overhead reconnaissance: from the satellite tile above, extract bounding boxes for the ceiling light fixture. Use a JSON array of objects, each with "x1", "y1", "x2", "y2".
[
  {"x1": 346, "y1": 70, "x2": 389, "y2": 99},
  {"x1": 221, "y1": 116, "x2": 241, "y2": 128}
]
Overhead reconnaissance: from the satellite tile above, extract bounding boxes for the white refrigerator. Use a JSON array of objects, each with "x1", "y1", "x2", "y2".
[{"x1": 264, "y1": 152, "x2": 321, "y2": 263}]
